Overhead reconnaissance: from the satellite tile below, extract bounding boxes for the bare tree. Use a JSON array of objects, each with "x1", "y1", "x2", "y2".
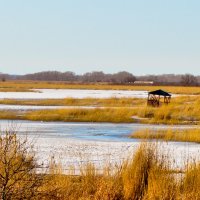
[
  {"x1": 0, "y1": 73, "x2": 7, "y2": 82},
  {"x1": 63, "y1": 71, "x2": 77, "y2": 81},
  {"x1": 3, "y1": 70, "x2": 200, "y2": 86},
  {"x1": 82, "y1": 71, "x2": 106, "y2": 82},
  {"x1": 112, "y1": 71, "x2": 136, "y2": 84},
  {"x1": 0, "y1": 130, "x2": 45, "y2": 200},
  {"x1": 181, "y1": 74, "x2": 198, "y2": 86}
]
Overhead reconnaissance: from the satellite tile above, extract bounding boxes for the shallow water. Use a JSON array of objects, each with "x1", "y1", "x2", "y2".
[
  {"x1": 0, "y1": 120, "x2": 199, "y2": 172},
  {"x1": 0, "y1": 120, "x2": 195, "y2": 142},
  {"x1": 0, "y1": 120, "x2": 147, "y2": 142},
  {"x1": 0, "y1": 89, "x2": 148, "y2": 99}
]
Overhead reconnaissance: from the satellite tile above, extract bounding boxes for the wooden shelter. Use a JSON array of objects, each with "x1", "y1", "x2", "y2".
[{"x1": 147, "y1": 89, "x2": 171, "y2": 107}]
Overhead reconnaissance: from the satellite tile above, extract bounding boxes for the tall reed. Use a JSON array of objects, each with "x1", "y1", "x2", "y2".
[{"x1": 131, "y1": 128, "x2": 200, "y2": 143}]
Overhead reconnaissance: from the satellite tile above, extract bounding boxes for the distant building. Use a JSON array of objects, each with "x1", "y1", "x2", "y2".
[{"x1": 134, "y1": 81, "x2": 154, "y2": 85}]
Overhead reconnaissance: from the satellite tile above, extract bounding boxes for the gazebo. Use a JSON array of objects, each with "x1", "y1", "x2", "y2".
[{"x1": 147, "y1": 89, "x2": 171, "y2": 107}]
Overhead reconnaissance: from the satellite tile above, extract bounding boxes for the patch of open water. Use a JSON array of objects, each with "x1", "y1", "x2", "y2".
[
  {"x1": 0, "y1": 89, "x2": 148, "y2": 99},
  {"x1": 0, "y1": 120, "x2": 199, "y2": 173}
]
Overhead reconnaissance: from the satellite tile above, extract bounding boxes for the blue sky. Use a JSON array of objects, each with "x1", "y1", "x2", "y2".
[{"x1": 0, "y1": 0, "x2": 200, "y2": 75}]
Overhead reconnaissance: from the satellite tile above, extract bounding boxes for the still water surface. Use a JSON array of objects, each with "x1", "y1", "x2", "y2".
[{"x1": 0, "y1": 120, "x2": 199, "y2": 172}]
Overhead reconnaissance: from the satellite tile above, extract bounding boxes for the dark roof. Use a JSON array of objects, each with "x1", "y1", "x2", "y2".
[{"x1": 148, "y1": 89, "x2": 171, "y2": 97}]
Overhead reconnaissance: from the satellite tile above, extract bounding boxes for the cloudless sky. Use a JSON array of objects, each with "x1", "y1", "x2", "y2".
[{"x1": 0, "y1": 0, "x2": 200, "y2": 75}]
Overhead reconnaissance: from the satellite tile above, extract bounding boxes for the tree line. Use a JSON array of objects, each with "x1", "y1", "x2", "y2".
[{"x1": 0, "y1": 71, "x2": 199, "y2": 86}]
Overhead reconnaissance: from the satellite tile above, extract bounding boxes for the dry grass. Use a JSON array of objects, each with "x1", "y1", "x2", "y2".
[
  {"x1": 25, "y1": 108, "x2": 135, "y2": 123},
  {"x1": 1, "y1": 81, "x2": 200, "y2": 94},
  {"x1": 1, "y1": 95, "x2": 200, "y2": 125},
  {"x1": 0, "y1": 88, "x2": 32, "y2": 92},
  {"x1": 182, "y1": 163, "x2": 200, "y2": 199},
  {"x1": 40, "y1": 142, "x2": 200, "y2": 200},
  {"x1": 131, "y1": 128, "x2": 200, "y2": 143},
  {"x1": 0, "y1": 108, "x2": 135, "y2": 123},
  {"x1": 0, "y1": 97, "x2": 146, "y2": 107},
  {"x1": 0, "y1": 110, "x2": 20, "y2": 120},
  {"x1": 130, "y1": 95, "x2": 200, "y2": 125},
  {"x1": 1, "y1": 129, "x2": 200, "y2": 199},
  {"x1": 0, "y1": 96, "x2": 200, "y2": 125}
]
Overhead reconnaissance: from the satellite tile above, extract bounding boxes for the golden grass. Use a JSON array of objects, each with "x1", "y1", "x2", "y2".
[
  {"x1": 1, "y1": 80, "x2": 200, "y2": 94},
  {"x1": 0, "y1": 108, "x2": 136, "y2": 123},
  {"x1": 0, "y1": 96, "x2": 200, "y2": 125},
  {"x1": 0, "y1": 97, "x2": 146, "y2": 107},
  {"x1": 1, "y1": 129, "x2": 200, "y2": 199},
  {"x1": 130, "y1": 95, "x2": 200, "y2": 125},
  {"x1": 182, "y1": 163, "x2": 200, "y2": 198},
  {"x1": 0, "y1": 110, "x2": 20, "y2": 120},
  {"x1": 122, "y1": 143, "x2": 163, "y2": 199},
  {"x1": 25, "y1": 108, "x2": 135, "y2": 123},
  {"x1": 1, "y1": 95, "x2": 200, "y2": 125},
  {"x1": 41, "y1": 142, "x2": 200, "y2": 200},
  {"x1": 39, "y1": 143, "x2": 176, "y2": 200},
  {"x1": 131, "y1": 128, "x2": 200, "y2": 143},
  {"x1": 0, "y1": 88, "x2": 32, "y2": 92}
]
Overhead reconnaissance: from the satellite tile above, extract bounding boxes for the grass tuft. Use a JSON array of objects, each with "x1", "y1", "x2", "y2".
[{"x1": 131, "y1": 128, "x2": 200, "y2": 143}]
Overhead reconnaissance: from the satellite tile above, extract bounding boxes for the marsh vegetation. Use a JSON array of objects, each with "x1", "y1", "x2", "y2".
[
  {"x1": 0, "y1": 82, "x2": 200, "y2": 199},
  {"x1": 0, "y1": 97, "x2": 145, "y2": 107},
  {"x1": 131, "y1": 128, "x2": 200, "y2": 143},
  {"x1": 0, "y1": 96, "x2": 200, "y2": 125},
  {"x1": 0, "y1": 130, "x2": 200, "y2": 200}
]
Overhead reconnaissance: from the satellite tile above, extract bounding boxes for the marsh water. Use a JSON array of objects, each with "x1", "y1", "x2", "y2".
[
  {"x1": 0, "y1": 89, "x2": 148, "y2": 99},
  {"x1": 0, "y1": 120, "x2": 196, "y2": 142},
  {"x1": 0, "y1": 88, "x2": 197, "y2": 171},
  {"x1": 0, "y1": 120, "x2": 200, "y2": 171}
]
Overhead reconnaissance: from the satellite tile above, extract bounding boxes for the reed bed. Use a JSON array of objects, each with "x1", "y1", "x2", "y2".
[
  {"x1": 0, "y1": 108, "x2": 135, "y2": 123},
  {"x1": 37, "y1": 143, "x2": 200, "y2": 199},
  {"x1": 1, "y1": 96, "x2": 200, "y2": 125},
  {"x1": 130, "y1": 95, "x2": 200, "y2": 124},
  {"x1": 25, "y1": 108, "x2": 135, "y2": 123},
  {"x1": 0, "y1": 97, "x2": 146, "y2": 107},
  {"x1": 1, "y1": 96, "x2": 200, "y2": 124},
  {"x1": 131, "y1": 129, "x2": 200, "y2": 143},
  {"x1": 1, "y1": 81, "x2": 200, "y2": 94}
]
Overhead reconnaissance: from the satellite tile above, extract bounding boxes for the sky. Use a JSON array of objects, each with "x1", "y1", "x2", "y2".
[{"x1": 0, "y1": 0, "x2": 200, "y2": 75}]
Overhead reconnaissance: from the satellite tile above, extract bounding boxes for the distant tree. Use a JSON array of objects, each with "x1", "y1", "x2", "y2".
[
  {"x1": 63, "y1": 71, "x2": 77, "y2": 81},
  {"x1": 0, "y1": 73, "x2": 6, "y2": 82},
  {"x1": 6, "y1": 70, "x2": 200, "y2": 86},
  {"x1": 197, "y1": 76, "x2": 200, "y2": 84},
  {"x1": 112, "y1": 71, "x2": 136, "y2": 84},
  {"x1": 23, "y1": 71, "x2": 77, "y2": 81},
  {"x1": 181, "y1": 74, "x2": 198, "y2": 86},
  {"x1": 82, "y1": 71, "x2": 106, "y2": 82}
]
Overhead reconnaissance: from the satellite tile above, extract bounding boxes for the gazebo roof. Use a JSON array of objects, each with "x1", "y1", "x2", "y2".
[{"x1": 148, "y1": 89, "x2": 171, "y2": 97}]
